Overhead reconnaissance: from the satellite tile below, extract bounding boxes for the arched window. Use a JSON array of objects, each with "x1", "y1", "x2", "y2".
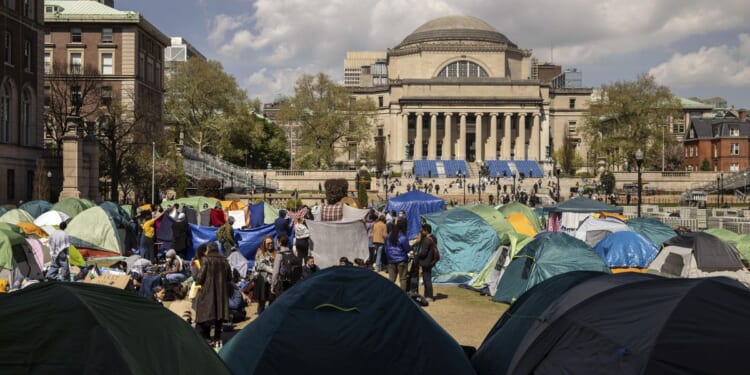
[
  {"x1": 437, "y1": 60, "x2": 489, "y2": 78},
  {"x1": 21, "y1": 89, "x2": 32, "y2": 145},
  {"x1": 0, "y1": 81, "x2": 11, "y2": 143}
]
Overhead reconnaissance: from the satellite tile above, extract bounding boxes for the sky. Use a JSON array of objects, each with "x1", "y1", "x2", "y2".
[{"x1": 117, "y1": 0, "x2": 750, "y2": 107}]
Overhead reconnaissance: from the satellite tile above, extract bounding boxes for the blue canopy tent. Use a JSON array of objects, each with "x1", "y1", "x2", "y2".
[
  {"x1": 386, "y1": 190, "x2": 444, "y2": 239},
  {"x1": 188, "y1": 223, "x2": 276, "y2": 266},
  {"x1": 593, "y1": 231, "x2": 659, "y2": 269}
]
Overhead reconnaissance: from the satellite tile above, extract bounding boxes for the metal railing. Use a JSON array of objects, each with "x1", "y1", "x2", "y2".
[{"x1": 181, "y1": 146, "x2": 279, "y2": 191}]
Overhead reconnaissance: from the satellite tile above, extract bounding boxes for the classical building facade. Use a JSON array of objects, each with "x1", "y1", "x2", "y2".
[
  {"x1": 347, "y1": 16, "x2": 592, "y2": 172},
  {"x1": 0, "y1": 0, "x2": 45, "y2": 205}
]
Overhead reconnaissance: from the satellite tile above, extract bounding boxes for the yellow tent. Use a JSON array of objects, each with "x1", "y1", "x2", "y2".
[
  {"x1": 596, "y1": 212, "x2": 629, "y2": 221},
  {"x1": 507, "y1": 213, "x2": 538, "y2": 237},
  {"x1": 220, "y1": 200, "x2": 246, "y2": 211},
  {"x1": 16, "y1": 222, "x2": 48, "y2": 238}
]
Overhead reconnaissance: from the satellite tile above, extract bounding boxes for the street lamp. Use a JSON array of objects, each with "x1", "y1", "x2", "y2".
[
  {"x1": 635, "y1": 149, "x2": 644, "y2": 218},
  {"x1": 383, "y1": 167, "x2": 391, "y2": 202},
  {"x1": 47, "y1": 171, "x2": 52, "y2": 202},
  {"x1": 744, "y1": 172, "x2": 747, "y2": 203},
  {"x1": 478, "y1": 162, "x2": 483, "y2": 203},
  {"x1": 495, "y1": 171, "x2": 500, "y2": 203},
  {"x1": 263, "y1": 163, "x2": 271, "y2": 202},
  {"x1": 555, "y1": 161, "x2": 561, "y2": 203},
  {"x1": 461, "y1": 171, "x2": 466, "y2": 205}
]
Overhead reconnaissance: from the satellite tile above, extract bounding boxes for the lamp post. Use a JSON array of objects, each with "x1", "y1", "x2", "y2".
[
  {"x1": 555, "y1": 161, "x2": 561, "y2": 203},
  {"x1": 263, "y1": 164, "x2": 270, "y2": 203},
  {"x1": 495, "y1": 172, "x2": 500, "y2": 202},
  {"x1": 461, "y1": 171, "x2": 466, "y2": 205},
  {"x1": 635, "y1": 148, "x2": 644, "y2": 218},
  {"x1": 47, "y1": 171, "x2": 52, "y2": 202},
  {"x1": 478, "y1": 162, "x2": 483, "y2": 203},
  {"x1": 716, "y1": 175, "x2": 720, "y2": 208},
  {"x1": 744, "y1": 172, "x2": 747, "y2": 203}
]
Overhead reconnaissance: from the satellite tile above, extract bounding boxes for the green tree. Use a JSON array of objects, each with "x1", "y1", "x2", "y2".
[
  {"x1": 218, "y1": 107, "x2": 289, "y2": 169},
  {"x1": 701, "y1": 158, "x2": 712, "y2": 171},
  {"x1": 600, "y1": 171, "x2": 616, "y2": 194},
  {"x1": 165, "y1": 58, "x2": 247, "y2": 154},
  {"x1": 278, "y1": 73, "x2": 376, "y2": 169},
  {"x1": 581, "y1": 74, "x2": 682, "y2": 172},
  {"x1": 552, "y1": 133, "x2": 583, "y2": 175}
]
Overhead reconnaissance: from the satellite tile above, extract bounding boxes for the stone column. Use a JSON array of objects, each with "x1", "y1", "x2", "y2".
[
  {"x1": 489, "y1": 113, "x2": 499, "y2": 160},
  {"x1": 503, "y1": 113, "x2": 512, "y2": 159},
  {"x1": 531, "y1": 113, "x2": 541, "y2": 160},
  {"x1": 59, "y1": 120, "x2": 83, "y2": 200},
  {"x1": 402, "y1": 112, "x2": 409, "y2": 160},
  {"x1": 458, "y1": 113, "x2": 467, "y2": 160},
  {"x1": 415, "y1": 112, "x2": 424, "y2": 160},
  {"x1": 475, "y1": 112, "x2": 484, "y2": 162},
  {"x1": 428, "y1": 112, "x2": 438, "y2": 159},
  {"x1": 443, "y1": 113, "x2": 453, "y2": 159},
  {"x1": 518, "y1": 113, "x2": 527, "y2": 160}
]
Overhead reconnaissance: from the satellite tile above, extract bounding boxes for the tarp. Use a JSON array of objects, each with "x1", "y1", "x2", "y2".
[
  {"x1": 341, "y1": 204, "x2": 370, "y2": 222},
  {"x1": 220, "y1": 267, "x2": 474, "y2": 375},
  {"x1": 249, "y1": 203, "x2": 265, "y2": 227},
  {"x1": 543, "y1": 197, "x2": 623, "y2": 213},
  {"x1": 423, "y1": 208, "x2": 500, "y2": 280},
  {"x1": 163, "y1": 196, "x2": 220, "y2": 211},
  {"x1": 593, "y1": 231, "x2": 659, "y2": 268},
  {"x1": 33, "y1": 210, "x2": 70, "y2": 227},
  {"x1": 508, "y1": 276, "x2": 750, "y2": 375},
  {"x1": 574, "y1": 216, "x2": 631, "y2": 246},
  {"x1": 263, "y1": 203, "x2": 279, "y2": 225},
  {"x1": 227, "y1": 251, "x2": 249, "y2": 277},
  {"x1": 18, "y1": 200, "x2": 52, "y2": 218},
  {"x1": 66, "y1": 207, "x2": 122, "y2": 255},
  {"x1": 188, "y1": 223, "x2": 275, "y2": 264},
  {"x1": 0, "y1": 209, "x2": 34, "y2": 225},
  {"x1": 625, "y1": 217, "x2": 676, "y2": 248},
  {"x1": 51, "y1": 198, "x2": 95, "y2": 219},
  {"x1": 386, "y1": 190, "x2": 444, "y2": 239},
  {"x1": 497, "y1": 202, "x2": 543, "y2": 232},
  {"x1": 307, "y1": 220, "x2": 369, "y2": 269},
  {"x1": 472, "y1": 271, "x2": 607, "y2": 375},
  {"x1": 156, "y1": 214, "x2": 175, "y2": 252},
  {"x1": 493, "y1": 233, "x2": 611, "y2": 303},
  {"x1": 462, "y1": 205, "x2": 514, "y2": 243},
  {"x1": 506, "y1": 213, "x2": 537, "y2": 237},
  {"x1": 0, "y1": 282, "x2": 231, "y2": 374}
]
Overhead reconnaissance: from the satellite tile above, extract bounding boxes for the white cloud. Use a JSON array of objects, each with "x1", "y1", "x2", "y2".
[
  {"x1": 208, "y1": 14, "x2": 250, "y2": 44},
  {"x1": 649, "y1": 34, "x2": 750, "y2": 88}
]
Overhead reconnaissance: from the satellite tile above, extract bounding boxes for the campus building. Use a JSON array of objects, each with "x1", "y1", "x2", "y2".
[
  {"x1": 0, "y1": 0, "x2": 45, "y2": 205},
  {"x1": 346, "y1": 15, "x2": 592, "y2": 173}
]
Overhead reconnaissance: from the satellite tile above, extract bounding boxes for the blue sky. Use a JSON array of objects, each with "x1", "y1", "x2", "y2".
[{"x1": 118, "y1": 0, "x2": 750, "y2": 107}]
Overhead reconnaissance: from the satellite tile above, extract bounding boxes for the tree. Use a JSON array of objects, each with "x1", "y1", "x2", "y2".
[
  {"x1": 217, "y1": 106, "x2": 289, "y2": 169},
  {"x1": 165, "y1": 58, "x2": 247, "y2": 154},
  {"x1": 278, "y1": 73, "x2": 376, "y2": 169},
  {"x1": 600, "y1": 171, "x2": 616, "y2": 195},
  {"x1": 44, "y1": 61, "x2": 102, "y2": 155},
  {"x1": 580, "y1": 74, "x2": 682, "y2": 171},
  {"x1": 552, "y1": 133, "x2": 582, "y2": 175}
]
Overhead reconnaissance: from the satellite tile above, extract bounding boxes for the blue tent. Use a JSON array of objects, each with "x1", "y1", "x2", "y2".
[
  {"x1": 593, "y1": 231, "x2": 659, "y2": 268},
  {"x1": 188, "y1": 223, "x2": 276, "y2": 265},
  {"x1": 386, "y1": 190, "x2": 444, "y2": 239},
  {"x1": 220, "y1": 267, "x2": 474, "y2": 375},
  {"x1": 18, "y1": 200, "x2": 52, "y2": 219}
]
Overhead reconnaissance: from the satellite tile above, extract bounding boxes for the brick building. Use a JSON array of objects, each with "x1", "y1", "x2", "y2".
[{"x1": 683, "y1": 109, "x2": 750, "y2": 172}]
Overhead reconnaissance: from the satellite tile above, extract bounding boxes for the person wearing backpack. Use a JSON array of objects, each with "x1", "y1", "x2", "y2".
[
  {"x1": 418, "y1": 223, "x2": 438, "y2": 302},
  {"x1": 271, "y1": 235, "x2": 302, "y2": 297}
]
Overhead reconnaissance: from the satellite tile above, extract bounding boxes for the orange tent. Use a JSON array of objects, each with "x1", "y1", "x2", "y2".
[
  {"x1": 16, "y1": 222, "x2": 48, "y2": 238},
  {"x1": 507, "y1": 213, "x2": 538, "y2": 237}
]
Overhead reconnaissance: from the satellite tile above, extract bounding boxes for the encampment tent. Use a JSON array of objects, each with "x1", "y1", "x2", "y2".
[
  {"x1": 467, "y1": 233, "x2": 534, "y2": 296},
  {"x1": 18, "y1": 200, "x2": 52, "y2": 218},
  {"x1": 0, "y1": 209, "x2": 34, "y2": 225},
  {"x1": 66, "y1": 206, "x2": 123, "y2": 257},
  {"x1": 51, "y1": 198, "x2": 95, "y2": 219},
  {"x1": 493, "y1": 232, "x2": 610, "y2": 303},
  {"x1": 506, "y1": 213, "x2": 537, "y2": 237},
  {"x1": 33, "y1": 210, "x2": 70, "y2": 227},
  {"x1": 507, "y1": 276, "x2": 750, "y2": 374},
  {"x1": 0, "y1": 228, "x2": 44, "y2": 282},
  {"x1": 0, "y1": 282, "x2": 231, "y2": 374},
  {"x1": 386, "y1": 190, "x2": 444, "y2": 239},
  {"x1": 625, "y1": 217, "x2": 676, "y2": 248},
  {"x1": 163, "y1": 196, "x2": 220, "y2": 211},
  {"x1": 219, "y1": 267, "x2": 474, "y2": 375},
  {"x1": 462, "y1": 204, "x2": 514, "y2": 241},
  {"x1": 593, "y1": 231, "x2": 658, "y2": 270},
  {"x1": 574, "y1": 216, "x2": 631, "y2": 246},
  {"x1": 543, "y1": 197, "x2": 623, "y2": 234},
  {"x1": 497, "y1": 202, "x2": 543, "y2": 232},
  {"x1": 472, "y1": 271, "x2": 608, "y2": 375}
]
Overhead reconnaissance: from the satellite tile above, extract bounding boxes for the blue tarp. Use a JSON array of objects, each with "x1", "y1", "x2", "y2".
[
  {"x1": 593, "y1": 231, "x2": 659, "y2": 268},
  {"x1": 188, "y1": 223, "x2": 276, "y2": 267},
  {"x1": 156, "y1": 215, "x2": 175, "y2": 253},
  {"x1": 386, "y1": 190, "x2": 444, "y2": 239},
  {"x1": 422, "y1": 208, "x2": 500, "y2": 280},
  {"x1": 250, "y1": 202, "x2": 265, "y2": 228}
]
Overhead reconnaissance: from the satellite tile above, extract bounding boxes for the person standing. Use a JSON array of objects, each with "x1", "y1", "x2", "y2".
[
  {"x1": 194, "y1": 242, "x2": 232, "y2": 348},
  {"x1": 385, "y1": 221, "x2": 410, "y2": 290},
  {"x1": 252, "y1": 236, "x2": 275, "y2": 314},
  {"x1": 172, "y1": 212, "x2": 189, "y2": 258},
  {"x1": 271, "y1": 235, "x2": 300, "y2": 297},
  {"x1": 418, "y1": 224, "x2": 437, "y2": 302},
  {"x1": 274, "y1": 209, "x2": 291, "y2": 237},
  {"x1": 293, "y1": 216, "x2": 311, "y2": 261},
  {"x1": 140, "y1": 210, "x2": 164, "y2": 263},
  {"x1": 216, "y1": 217, "x2": 237, "y2": 255},
  {"x1": 372, "y1": 214, "x2": 387, "y2": 272},
  {"x1": 46, "y1": 223, "x2": 70, "y2": 281}
]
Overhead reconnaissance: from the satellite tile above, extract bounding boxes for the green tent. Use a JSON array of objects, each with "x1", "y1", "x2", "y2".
[
  {"x1": 625, "y1": 218, "x2": 677, "y2": 248},
  {"x1": 120, "y1": 204, "x2": 133, "y2": 218},
  {"x1": 0, "y1": 222, "x2": 25, "y2": 236},
  {"x1": 497, "y1": 202, "x2": 543, "y2": 232},
  {"x1": 66, "y1": 206, "x2": 122, "y2": 255},
  {"x1": 0, "y1": 282, "x2": 231, "y2": 374},
  {"x1": 462, "y1": 205, "x2": 514, "y2": 243},
  {"x1": 51, "y1": 198, "x2": 95, "y2": 219},
  {"x1": 734, "y1": 234, "x2": 750, "y2": 261},
  {"x1": 704, "y1": 228, "x2": 740, "y2": 245},
  {"x1": 0, "y1": 207, "x2": 7, "y2": 217},
  {"x1": 468, "y1": 232, "x2": 534, "y2": 294},
  {"x1": 163, "y1": 196, "x2": 220, "y2": 211},
  {"x1": 0, "y1": 228, "x2": 43, "y2": 281},
  {"x1": 264, "y1": 203, "x2": 279, "y2": 225},
  {"x1": 493, "y1": 232, "x2": 611, "y2": 303},
  {"x1": 0, "y1": 209, "x2": 34, "y2": 225}
]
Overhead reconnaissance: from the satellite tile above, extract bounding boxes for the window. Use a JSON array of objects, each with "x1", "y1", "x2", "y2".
[
  {"x1": 1, "y1": 81, "x2": 11, "y2": 143},
  {"x1": 69, "y1": 52, "x2": 82, "y2": 74},
  {"x1": 437, "y1": 60, "x2": 488, "y2": 78},
  {"x1": 4, "y1": 32, "x2": 12, "y2": 65},
  {"x1": 731, "y1": 143, "x2": 740, "y2": 155},
  {"x1": 43, "y1": 85, "x2": 50, "y2": 106},
  {"x1": 378, "y1": 96, "x2": 383, "y2": 107},
  {"x1": 5, "y1": 0, "x2": 15, "y2": 10},
  {"x1": 569, "y1": 98, "x2": 576, "y2": 109},
  {"x1": 23, "y1": 40, "x2": 31, "y2": 71},
  {"x1": 23, "y1": 0, "x2": 32, "y2": 18},
  {"x1": 71, "y1": 28, "x2": 82, "y2": 43},
  {"x1": 348, "y1": 143, "x2": 357, "y2": 160},
  {"x1": 44, "y1": 52, "x2": 50, "y2": 73},
  {"x1": 44, "y1": 31, "x2": 51, "y2": 44},
  {"x1": 156, "y1": 62, "x2": 162, "y2": 88},
  {"x1": 101, "y1": 53, "x2": 113, "y2": 74},
  {"x1": 100, "y1": 85, "x2": 111, "y2": 105},
  {"x1": 731, "y1": 163, "x2": 740, "y2": 172},
  {"x1": 146, "y1": 57, "x2": 154, "y2": 82},
  {"x1": 139, "y1": 53, "x2": 145, "y2": 78},
  {"x1": 26, "y1": 170, "x2": 33, "y2": 201},
  {"x1": 730, "y1": 127, "x2": 740, "y2": 136},
  {"x1": 21, "y1": 89, "x2": 30, "y2": 145},
  {"x1": 101, "y1": 28, "x2": 112, "y2": 43},
  {"x1": 568, "y1": 121, "x2": 577, "y2": 135},
  {"x1": 6, "y1": 169, "x2": 15, "y2": 201}
]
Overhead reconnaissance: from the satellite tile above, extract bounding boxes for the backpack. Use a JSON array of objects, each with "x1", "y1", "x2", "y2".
[{"x1": 278, "y1": 251, "x2": 303, "y2": 291}]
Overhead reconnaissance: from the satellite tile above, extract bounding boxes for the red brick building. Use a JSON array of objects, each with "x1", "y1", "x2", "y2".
[{"x1": 683, "y1": 110, "x2": 750, "y2": 172}]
